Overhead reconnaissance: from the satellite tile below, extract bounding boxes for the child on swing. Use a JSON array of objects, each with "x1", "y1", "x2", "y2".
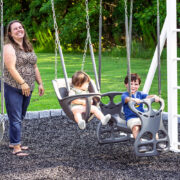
[
  {"x1": 122, "y1": 73, "x2": 161, "y2": 152},
  {"x1": 69, "y1": 71, "x2": 111, "y2": 130}
]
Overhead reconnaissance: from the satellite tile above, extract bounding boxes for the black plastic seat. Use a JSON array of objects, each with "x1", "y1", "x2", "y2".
[{"x1": 97, "y1": 92, "x2": 132, "y2": 144}]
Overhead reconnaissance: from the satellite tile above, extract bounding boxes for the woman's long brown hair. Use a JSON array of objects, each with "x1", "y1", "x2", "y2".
[{"x1": 5, "y1": 20, "x2": 33, "y2": 52}]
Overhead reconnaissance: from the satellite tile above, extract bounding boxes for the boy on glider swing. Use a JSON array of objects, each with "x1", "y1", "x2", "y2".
[{"x1": 121, "y1": 73, "x2": 162, "y2": 152}]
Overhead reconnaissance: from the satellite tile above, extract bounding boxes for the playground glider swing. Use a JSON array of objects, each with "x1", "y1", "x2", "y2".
[
  {"x1": 96, "y1": 0, "x2": 169, "y2": 156},
  {"x1": 50, "y1": 0, "x2": 170, "y2": 156},
  {"x1": 0, "y1": 0, "x2": 179, "y2": 156}
]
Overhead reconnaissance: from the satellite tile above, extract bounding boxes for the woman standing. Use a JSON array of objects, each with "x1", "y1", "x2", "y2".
[{"x1": 4, "y1": 20, "x2": 44, "y2": 156}]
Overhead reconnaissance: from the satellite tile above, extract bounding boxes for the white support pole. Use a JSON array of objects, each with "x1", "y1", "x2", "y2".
[
  {"x1": 143, "y1": 17, "x2": 167, "y2": 94},
  {"x1": 166, "y1": 0, "x2": 179, "y2": 152}
]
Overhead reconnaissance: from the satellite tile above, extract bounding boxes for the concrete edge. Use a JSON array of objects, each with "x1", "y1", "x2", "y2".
[
  {"x1": 2, "y1": 109, "x2": 66, "y2": 121},
  {"x1": 1, "y1": 110, "x2": 180, "y2": 123}
]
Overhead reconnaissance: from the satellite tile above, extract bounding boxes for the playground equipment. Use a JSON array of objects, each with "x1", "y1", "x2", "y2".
[
  {"x1": 0, "y1": 0, "x2": 177, "y2": 154},
  {"x1": 143, "y1": 0, "x2": 180, "y2": 152},
  {"x1": 97, "y1": 92, "x2": 169, "y2": 156},
  {"x1": 97, "y1": 0, "x2": 170, "y2": 156},
  {"x1": 51, "y1": 0, "x2": 101, "y2": 123}
]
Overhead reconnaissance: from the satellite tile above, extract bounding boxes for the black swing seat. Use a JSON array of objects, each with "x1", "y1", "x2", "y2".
[
  {"x1": 52, "y1": 78, "x2": 101, "y2": 122},
  {"x1": 97, "y1": 92, "x2": 170, "y2": 157},
  {"x1": 97, "y1": 92, "x2": 132, "y2": 144}
]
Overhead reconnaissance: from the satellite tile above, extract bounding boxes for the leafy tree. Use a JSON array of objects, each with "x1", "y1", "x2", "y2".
[{"x1": 2, "y1": 0, "x2": 168, "y2": 52}]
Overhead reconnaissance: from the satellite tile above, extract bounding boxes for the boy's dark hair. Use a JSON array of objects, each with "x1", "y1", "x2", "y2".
[
  {"x1": 72, "y1": 71, "x2": 90, "y2": 87},
  {"x1": 124, "y1": 73, "x2": 141, "y2": 85}
]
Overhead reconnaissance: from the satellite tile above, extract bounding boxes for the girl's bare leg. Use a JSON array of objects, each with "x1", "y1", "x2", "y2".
[
  {"x1": 73, "y1": 112, "x2": 83, "y2": 124},
  {"x1": 90, "y1": 105, "x2": 111, "y2": 125},
  {"x1": 72, "y1": 106, "x2": 86, "y2": 129},
  {"x1": 90, "y1": 105, "x2": 104, "y2": 119}
]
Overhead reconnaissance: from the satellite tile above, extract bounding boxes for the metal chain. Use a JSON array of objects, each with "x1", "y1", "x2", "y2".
[
  {"x1": 98, "y1": 0, "x2": 102, "y2": 88},
  {"x1": 0, "y1": 0, "x2": 5, "y2": 142},
  {"x1": 124, "y1": 0, "x2": 133, "y2": 97},
  {"x1": 81, "y1": 0, "x2": 91, "y2": 71},
  {"x1": 51, "y1": 0, "x2": 59, "y2": 79},
  {"x1": 129, "y1": 0, "x2": 133, "y2": 55},
  {"x1": 0, "y1": 0, "x2": 2, "y2": 72},
  {"x1": 1, "y1": 0, "x2": 4, "y2": 115},
  {"x1": 0, "y1": 114, "x2": 5, "y2": 142},
  {"x1": 124, "y1": 0, "x2": 133, "y2": 56},
  {"x1": 157, "y1": 0, "x2": 161, "y2": 97},
  {"x1": 99, "y1": 0, "x2": 102, "y2": 17}
]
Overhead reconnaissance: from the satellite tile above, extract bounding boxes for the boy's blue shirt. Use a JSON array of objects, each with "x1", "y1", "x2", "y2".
[{"x1": 121, "y1": 91, "x2": 148, "y2": 121}]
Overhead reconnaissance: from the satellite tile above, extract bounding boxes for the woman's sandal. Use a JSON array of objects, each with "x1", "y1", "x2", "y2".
[
  {"x1": 12, "y1": 150, "x2": 29, "y2": 156},
  {"x1": 9, "y1": 145, "x2": 29, "y2": 150}
]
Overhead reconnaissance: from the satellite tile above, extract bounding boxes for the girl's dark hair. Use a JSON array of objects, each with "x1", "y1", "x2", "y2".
[
  {"x1": 72, "y1": 71, "x2": 90, "y2": 87},
  {"x1": 124, "y1": 73, "x2": 141, "y2": 85},
  {"x1": 5, "y1": 20, "x2": 33, "y2": 52}
]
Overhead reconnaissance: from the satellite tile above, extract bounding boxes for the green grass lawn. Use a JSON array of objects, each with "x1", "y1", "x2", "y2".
[{"x1": 1, "y1": 53, "x2": 180, "y2": 113}]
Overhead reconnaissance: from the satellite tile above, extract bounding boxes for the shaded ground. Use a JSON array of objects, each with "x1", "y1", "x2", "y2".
[{"x1": 0, "y1": 116, "x2": 180, "y2": 180}]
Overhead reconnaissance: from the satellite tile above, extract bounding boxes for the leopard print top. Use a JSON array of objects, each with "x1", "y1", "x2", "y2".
[{"x1": 4, "y1": 46, "x2": 37, "y2": 91}]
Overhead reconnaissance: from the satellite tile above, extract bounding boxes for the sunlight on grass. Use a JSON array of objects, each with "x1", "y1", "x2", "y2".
[
  {"x1": 1, "y1": 53, "x2": 180, "y2": 113},
  {"x1": 26, "y1": 53, "x2": 180, "y2": 111}
]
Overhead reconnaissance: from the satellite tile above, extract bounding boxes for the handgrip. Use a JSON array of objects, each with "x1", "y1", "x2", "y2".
[{"x1": 128, "y1": 97, "x2": 165, "y2": 116}]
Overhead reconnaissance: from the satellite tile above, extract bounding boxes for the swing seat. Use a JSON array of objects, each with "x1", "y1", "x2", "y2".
[
  {"x1": 97, "y1": 92, "x2": 132, "y2": 144},
  {"x1": 128, "y1": 98, "x2": 170, "y2": 156},
  {"x1": 52, "y1": 78, "x2": 101, "y2": 122},
  {"x1": 97, "y1": 91, "x2": 170, "y2": 157}
]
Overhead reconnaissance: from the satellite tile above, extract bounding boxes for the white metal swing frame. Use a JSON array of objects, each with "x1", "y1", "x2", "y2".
[{"x1": 143, "y1": 0, "x2": 180, "y2": 152}]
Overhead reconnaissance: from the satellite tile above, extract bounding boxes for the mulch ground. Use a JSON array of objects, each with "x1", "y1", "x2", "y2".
[{"x1": 0, "y1": 116, "x2": 180, "y2": 180}]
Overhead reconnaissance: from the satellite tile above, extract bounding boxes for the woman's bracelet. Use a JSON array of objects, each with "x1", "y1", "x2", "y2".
[{"x1": 20, "y1": 81, "x2": 26, "y2": 85}]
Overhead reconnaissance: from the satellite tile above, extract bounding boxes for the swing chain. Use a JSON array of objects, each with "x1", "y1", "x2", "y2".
[
  {"x1": 124, "y1": 0, "x2": 133, "y2": 97},
  {"x1": 124, "y1": 0, "x2": 133, "y2": 55},
  {"x1": 98, "y1": 0, "x2": 102, "y2": 88},
  {"x1": 1, "y1": 0, "x2": 4, "y2": 111},
  {"x1": 157, "y1": 0, "x2": 161, "y2": 97},
  {"x1": 0, "y1": 114, "x2": 4, "y2": 125},
  {"x1": 99, "y1": 0, "x2": 102, "y2": 17},
  {"x1": 129, "y1": 0, "x2": 133, "y2": 55},
  {"x1": 51, "y1": 0, "x2": 59, "y2": 79},
  {"x1": 82, "y1": 0, "x2": 91, "y2": 71},
  {"x1": 0, "y1": 0, "x2": 5, "y2": 142}
]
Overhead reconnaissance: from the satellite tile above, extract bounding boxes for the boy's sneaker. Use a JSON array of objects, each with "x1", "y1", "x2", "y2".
[
  {"x1": 157, "y1": 143, "x2": 166, "y2": 151},
  {"x1": 101, "y1": 114, "x2": 111, "y2": 125},
  {"x1": 139, "y1": 146, "x2": 149, "y2": 153},
  {"x1": 78, "y1": 119, "x2": 86, "y2": 130}
]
